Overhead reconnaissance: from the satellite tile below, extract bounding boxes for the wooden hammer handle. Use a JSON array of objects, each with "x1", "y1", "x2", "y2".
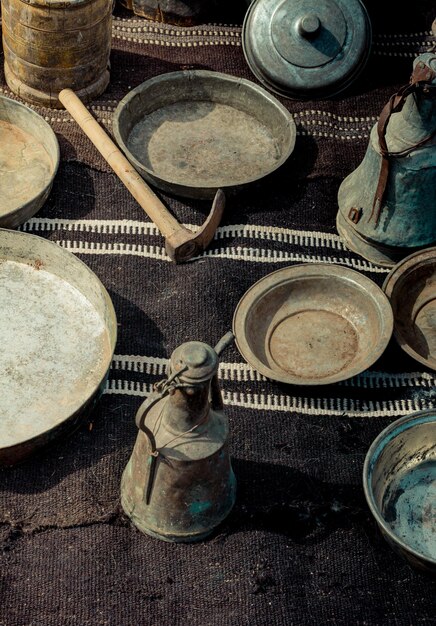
[{"x1": 59, "y1": 89, "x2": 183, "y2": 237}]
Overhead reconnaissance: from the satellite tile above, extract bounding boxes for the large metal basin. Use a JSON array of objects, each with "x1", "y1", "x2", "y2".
[{"x1": 0, "y1": 230, "x2": 117, "y2": 465}]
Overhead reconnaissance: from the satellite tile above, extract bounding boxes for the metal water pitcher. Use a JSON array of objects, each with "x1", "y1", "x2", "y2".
[
  {"x1": 337, "y1": 52, "x2": 436, "y2": 267},
  {"x1": 121, "y1": 332, "x2": 236, "y2": 542}
]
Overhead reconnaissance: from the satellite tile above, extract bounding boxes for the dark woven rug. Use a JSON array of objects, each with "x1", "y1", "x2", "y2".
[{"x1": 1, "y1": 2, "x2": 436, "y2": 624}]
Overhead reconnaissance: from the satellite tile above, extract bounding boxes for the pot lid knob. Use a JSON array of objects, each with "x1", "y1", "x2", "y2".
[
  {"x1": 243, "y1": 0, "x2": 372, "y2": 99},
  {"x1": 297, "y1": 14, "x2": 321, "y2": 37}
]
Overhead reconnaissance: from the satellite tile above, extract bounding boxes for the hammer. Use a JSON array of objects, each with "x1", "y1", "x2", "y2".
[{"x1": 59, "y1": 89, "x2": 225, "y2": 263}]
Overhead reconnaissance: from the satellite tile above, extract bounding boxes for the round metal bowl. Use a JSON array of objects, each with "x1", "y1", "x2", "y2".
[
  {"x1": 363, "y1": 410, "x2": 436, "y2": 574},
  {"x1": 383, "y1": 248, "x2": 436, "y2": 371},
  {"x1": 113, "y1": 70, "x2": 296, "y2": 199},
  {"x1": 233, "y1": 264, "x2": 393, "y2": 385},
  {"x1": 0, "y1": 96, "x2": 59, "y2": 228},
  {"x1": 0, "y1": 230, "x2": 117, "y2": 465}
]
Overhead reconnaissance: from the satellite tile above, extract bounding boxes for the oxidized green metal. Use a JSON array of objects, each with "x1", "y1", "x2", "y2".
[
  {"x1": 242, "y1": 0, "x2": 371, "y2": 99},
  {"x1": 337, "y1": 53, "x2": 436, "y2": 267},
  {"x1": 120, "y1": 333, "x2": 236, "y2": 542},
  {"x1": 363, "y1": 410, "x2": 436, "y2": 574}
]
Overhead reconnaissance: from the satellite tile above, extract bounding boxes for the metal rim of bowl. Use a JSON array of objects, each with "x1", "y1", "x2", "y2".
[
  {"x1": 0, "y1": 229, "x2": 118, "y2": 463},
  {"x1": 112, "y1": 69, "x2": 296, "y2": 195},
  {"x1": 382, "y1": 246, "x2": 436, "y2": 371},
  {"x1": 0, "y1": 95, "x2": 60, "y2": 227},
  {"x1": 362, "y1": 409, "x2": 436, "y2": 569},
  {"x1": 232, "y1": 263, "x2": 394, "y2": 385}
]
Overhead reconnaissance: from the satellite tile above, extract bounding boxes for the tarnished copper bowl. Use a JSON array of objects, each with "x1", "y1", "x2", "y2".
[
  {"x1": 383, "y1": 248, "x2": 436, "y2": 371},
  {"x1": 233, "y1": 264, "x2": 393, "y2": 385},
  {"x1": 363, "y1": 410, "x2": 436, "y2": 574}
]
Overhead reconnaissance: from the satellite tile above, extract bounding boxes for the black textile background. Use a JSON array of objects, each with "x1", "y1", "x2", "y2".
[{"x1": 1, "y1": 1, "x2": 436, "y2": 624}]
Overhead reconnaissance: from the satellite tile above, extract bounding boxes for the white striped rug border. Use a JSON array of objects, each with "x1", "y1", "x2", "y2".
[
  {"x1": 20, "y1": 238, "x2": 390, "y2": 273},
  {"x1": 112, "y1": 18, "x2": 433, "y2": 41},
  {"x1": 21, "y1": 219, "x2": 345, "y2": 248},
  {"x1": 20, "y1": 219, "x2": 390, "y2": 274},
  {"x1": 111, "y1": 18, "x2": 434, "y2": 56},
  {"x1": 104, "y1": 380, "x2": 435, "y2": 418}
]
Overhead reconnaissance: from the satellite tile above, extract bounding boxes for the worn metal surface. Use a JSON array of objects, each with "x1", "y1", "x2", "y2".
[
  {"x1": 0, "y1": 96, "x2": 59, "y2": 228},
  {"x1": 118, "y1": 0, "x2": 216, "y2": 25},
  {"x1": 113, "y1": 70, "x2": 296, "y2": 199},
  {"x1": 337, "y1": 53, "x2": 436, "y2": 267},
  {"x1": 233, "y1": 264, "x2": 393, "y2": 385},
  {"x1": 121, "y1": 336, "x2": 236, "y2": 542},
  {"x1": 363, "y1": 410, "x2": 436, "y2": 574},
  {"x1": 383, "y1": 247, "x2": 436, "y2": 371},
  {"x1": 0, "y1": 229, "x2": 117, "y2": 465},
  {"x1": 242, "y1": 0, "x2": 371, "y2": 99},
  {"x1": 2, "y1": 0, "x2": 112, "y2": 107}
]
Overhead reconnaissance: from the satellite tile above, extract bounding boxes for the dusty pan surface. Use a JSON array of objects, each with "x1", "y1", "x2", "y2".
[
  {"x1": 233, "y1": 264, "x2": 393, "y2": 385},
  {"x1": 0, "y1": 96, "x2": 59, "y2": 228},
  {"x1": 0, "y1": 230, "x2": 116, "y2": 463},
  {"x1": 113, "y1": 70, "x2": 296, "y2": 198}
]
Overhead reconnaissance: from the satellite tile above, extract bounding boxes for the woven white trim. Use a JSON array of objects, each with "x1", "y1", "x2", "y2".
[
  {"x1": 112, "y1": 18, "x2": 432, "y2": 40},
  {"x1": 22, "y1": 219, "x2": 344, "y2": 249},
  {"x1": 24, "y1": 238, "x2": 389, "y2": 273},
  {"x1": 200, "y1": 247, "x2": 389, "y2": 273},
  {"x1": 57, "y1": 240, "x2": 169, "y2": 260},
  {"x1": 104, "y1": 379, "x2": 435, "y2": 417}
]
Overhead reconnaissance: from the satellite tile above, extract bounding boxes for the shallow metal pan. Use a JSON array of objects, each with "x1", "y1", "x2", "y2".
[
  {"x1": 383, "y1": 247, "x2": 436, "y2": 371},
  {"x1": 0, "y1": 96, "x2": 59, "y2": 228},
  {"x1": 233, "y1": 264, "x2": 393, "y2": 385},
  {"x1": 0, "y1": 229, "x2": 117, "y2": 465},
  {"x1": 113, "y1": 70, "x2": 296, "y2": 200}
]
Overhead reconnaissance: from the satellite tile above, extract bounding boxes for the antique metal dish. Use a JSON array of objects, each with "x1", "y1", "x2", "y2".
[
  {"x1": 0, "y1": 230, "x2": 117, "y2": 465},
  {"x1": 113, "y1": 70, "x2": 296, "y2": 199},
  {"x1": 233, "y1": 264, "x2": 393, "y2": 385},
  {"x1": 0, "y1": 96, "x2": 59, "y2": 228},
  {"x1": 383, "y1": 248, "x2": 436, "y2": 371},
  {"x1": 363, "y1": 410, "x2": 436, "y2": 574}
]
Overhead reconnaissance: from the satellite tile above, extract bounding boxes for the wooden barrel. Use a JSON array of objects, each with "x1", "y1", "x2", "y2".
[
  {"x1": 118, "y1": 0, "x2": 216, "y2": 26},
  {"x1": 2, "y1": 0, "x2": 112, "y2": 108}
]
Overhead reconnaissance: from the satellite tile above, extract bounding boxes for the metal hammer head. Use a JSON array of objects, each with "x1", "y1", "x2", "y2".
[{"x1": 164, "y1": 189, "x2": 226, "y2": 263}]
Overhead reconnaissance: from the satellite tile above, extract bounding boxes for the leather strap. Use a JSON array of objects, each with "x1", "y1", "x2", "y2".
[{"x1": 369, "y1": 63, "x2": 436, "y2": 225}]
